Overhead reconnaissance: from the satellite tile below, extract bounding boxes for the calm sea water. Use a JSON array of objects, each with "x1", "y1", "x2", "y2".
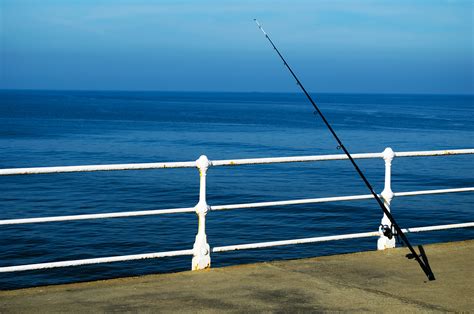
[{"x1": 0, "y1": 90, "x2": 472, "y2": 289}]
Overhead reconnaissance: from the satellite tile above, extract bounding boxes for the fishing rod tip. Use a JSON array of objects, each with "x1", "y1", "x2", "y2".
[{"x1": 254, "y1": 19, "x2": 266, "y2": 34}]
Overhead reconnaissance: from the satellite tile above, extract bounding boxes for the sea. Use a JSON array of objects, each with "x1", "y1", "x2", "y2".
[{"x1": 0, "y1": 90, "x2": 472, "y2": 289}]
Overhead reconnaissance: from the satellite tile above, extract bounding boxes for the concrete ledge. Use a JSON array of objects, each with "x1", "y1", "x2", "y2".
[{"x1": 1, "y1": 240, "x2": 473, "y2": 312}]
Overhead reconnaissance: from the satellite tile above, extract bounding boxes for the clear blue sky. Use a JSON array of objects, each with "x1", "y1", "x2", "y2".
[{"x1": 1, "y1": 0, "x2": 472, "y2": 94}]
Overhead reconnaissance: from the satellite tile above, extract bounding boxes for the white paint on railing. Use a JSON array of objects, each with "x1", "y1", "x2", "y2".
[
  {"x1": 0, "y1": 148, "x2": 472, "y2": 274},
  {"x1": 378, "y1": 147, "x2": 396, "y2": 250},
  {"x1": 192, "y1": 155, "x2": 211, "y2": 270},
  {"x1": 1, "y1": 149, "x2": 472, "y2": 176},
  {"x1": 212, "y1": 222, "x2": 474, "y2": 252},
  {"x1": 0, "y1": 187, "x2": 472, "y2": 225},
  {"x1": 211, "y1": 194, "x2": 374, "y2": 211},
  {"x1": 211, "y1": 148, "x2": 474, "y2": 166},
  {"x1": 0, "y1": 207, "x2": 195, "y2": 225},
  {"x1": 0, "y1": 161, "x2": 196, "y2": 176},
  {"x1": 0, "y1": 249, "x2": 194, "y2": 273},
  {"x1": 210, "y1": 152, "x2": 383, "y2": 167},
  {"x1": 212, "y1": 231, "x2": 380, "y2": 252},
  {"x1": 1, "y1": 222, "x2": 471, "y2": 273},
  {"x1": 394, "y1": 187, "x2": 474, "y2": 197},
  {"x1": 402, "y1": 222, "x2": 474, "y2": 233},
  {"x1": 395, "y1": 149, "x2": 474, "y2": 158}
]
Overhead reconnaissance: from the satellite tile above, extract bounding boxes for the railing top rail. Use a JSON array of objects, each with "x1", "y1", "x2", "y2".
[
  {"x1": 211, "y1": 149, "x2": 474, "y2": 166},
  {"x1": 210, "y1": 152, "x2": 383, "y2": 167},
  {"x1": 0, "y1": 161, "x2": 197, "y2": 176},
  {"x1": 394, "y1": 149, "x2": 474, "y2": 158},
  {"x1": 0, "y1": 148, "x2": 472, "y2": 176}
]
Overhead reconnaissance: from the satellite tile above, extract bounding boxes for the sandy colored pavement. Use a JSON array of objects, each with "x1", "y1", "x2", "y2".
[{"x1": 0, "y1": 240, "x2": 473, "y2": 313}]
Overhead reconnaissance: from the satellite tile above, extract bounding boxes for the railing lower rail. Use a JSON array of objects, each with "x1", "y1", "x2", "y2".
[{"x1": 1, "y1": 148, "x2": 473, "y2": 273}]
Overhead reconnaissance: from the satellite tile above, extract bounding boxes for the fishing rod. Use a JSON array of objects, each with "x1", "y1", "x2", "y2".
[{"x1": 254, "y1": 19, "x2": 435, "y2": 281}]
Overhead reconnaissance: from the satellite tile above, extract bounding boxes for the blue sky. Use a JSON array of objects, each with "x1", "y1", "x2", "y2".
[{"x1": 1, "y1": 0, "x2": 472, "y2": 94}]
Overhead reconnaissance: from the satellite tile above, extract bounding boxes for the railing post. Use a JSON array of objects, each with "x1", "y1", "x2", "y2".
[
  {"x1": 377, "y1": 147, "x2": 396, "y2": 250},
  {"x1": 192, "y1": 155, "x2": 211, "y2": 270}
]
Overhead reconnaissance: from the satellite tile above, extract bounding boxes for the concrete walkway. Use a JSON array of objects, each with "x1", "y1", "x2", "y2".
[{"x1": 1, "y1": 240, "x2": 473, "y2": 312}]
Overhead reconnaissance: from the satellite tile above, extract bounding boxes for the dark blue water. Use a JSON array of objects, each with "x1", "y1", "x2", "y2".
[{"x1": 0, "y1": 90, "x2": 472, "y2": 289}]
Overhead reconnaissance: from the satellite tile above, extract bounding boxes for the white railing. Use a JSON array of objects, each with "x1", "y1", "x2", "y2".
[{"x1": 0, "y1": 148, "x2": 473, "y2": 273}]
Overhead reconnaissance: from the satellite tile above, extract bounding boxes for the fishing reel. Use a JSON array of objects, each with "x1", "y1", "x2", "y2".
[
  {"x1": 381, "y1": 224, "x2": 394, "y2": 239},
  {"x1": 380, "y1": 224, "x2": 402, "y2": 244}
]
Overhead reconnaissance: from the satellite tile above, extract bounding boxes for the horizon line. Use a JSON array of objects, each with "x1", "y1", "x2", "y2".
[{"x1": 0, "y1": 88, "x2": 472, "y2": 97}]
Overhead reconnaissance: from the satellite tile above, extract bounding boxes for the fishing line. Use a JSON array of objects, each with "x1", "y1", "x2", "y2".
[{"x1": 254, "y1": 19, "x2": 435, "y2": 281}]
